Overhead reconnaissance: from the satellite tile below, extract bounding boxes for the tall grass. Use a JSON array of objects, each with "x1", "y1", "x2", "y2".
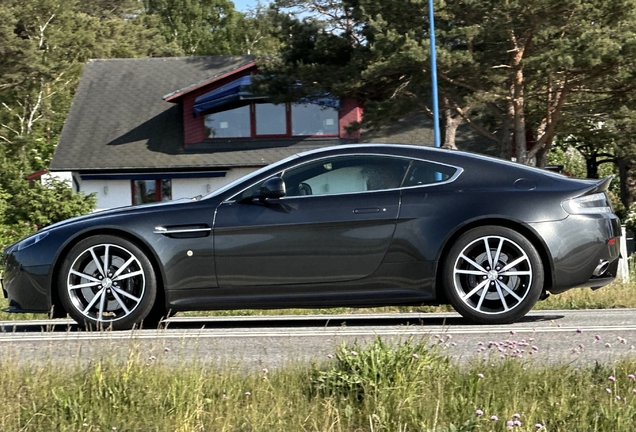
[{"x1": 2, "y1": 338, "x2": 636, "y2": 431}]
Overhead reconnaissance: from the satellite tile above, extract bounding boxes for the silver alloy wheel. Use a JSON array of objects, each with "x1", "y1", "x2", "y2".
[
  {"x1": 452, "y1": 235, "x2": 533, "y2": 315},
  {"x1": 66, "y1": 243, "x2": 146, "y2": 323}
]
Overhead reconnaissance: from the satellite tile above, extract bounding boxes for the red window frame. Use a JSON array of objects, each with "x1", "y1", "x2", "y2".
[
  {"x1": 205, "y1": 102, "x2": 339, "y2": 140},
  {"x1": 131, "y1": 179, "x2": 171, "y2": 205}
]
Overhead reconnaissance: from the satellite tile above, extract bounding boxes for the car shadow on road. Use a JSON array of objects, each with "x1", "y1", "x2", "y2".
[
  {"x1": 159, "y1": 313, "x2": 565, "y2": 329},
  {"x1": 0, "y1": 313, "x2": 565, "y2": 333}
]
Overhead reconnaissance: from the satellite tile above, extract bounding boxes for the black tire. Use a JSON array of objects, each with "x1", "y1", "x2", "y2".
[
  {"x1": 141, "y1": 299, "x2": 174, "y2": 329},
  {"x1": 58, "y1": 235, "x2": 157, "y2": 330},
  {"x1": 444, "y1": 226, "x2": 544, "y2": 324}
]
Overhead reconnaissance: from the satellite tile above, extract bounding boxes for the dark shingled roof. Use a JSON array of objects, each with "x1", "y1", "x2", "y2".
[
  {"x1": 51, "y1": 56, "x2": 495, "y2": 173},
  {"x1": 50, "y1": 56, "x2": 353, "y2": 172}
]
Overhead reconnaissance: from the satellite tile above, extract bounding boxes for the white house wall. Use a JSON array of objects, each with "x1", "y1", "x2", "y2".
[
  {"x1": 80, "y1": 179, "x2": 132, "y2": 210},
  {"x1": 76, "y1": 168, "x2": 257, "y2": 210},
  {"x1": 171, "y1": 168, "x2": 255, "y2": 198}
]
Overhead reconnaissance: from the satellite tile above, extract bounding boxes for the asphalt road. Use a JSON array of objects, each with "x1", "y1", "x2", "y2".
[{"x1": 1, "y1": 309, "x2": 635, "y2": 370}]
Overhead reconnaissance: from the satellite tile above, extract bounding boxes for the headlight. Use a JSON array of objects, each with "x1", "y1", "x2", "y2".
[
  {"x1": 562, "y1": 192, "x2": 612, "y2": 215},
  {"x1": 17, "y1": 231, "x2": 49, "y2": 251}
]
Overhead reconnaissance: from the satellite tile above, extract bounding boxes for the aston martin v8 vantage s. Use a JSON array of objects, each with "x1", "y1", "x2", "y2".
[{"x1": 1, "y1": 144, "x2": 621, "y2": 329}]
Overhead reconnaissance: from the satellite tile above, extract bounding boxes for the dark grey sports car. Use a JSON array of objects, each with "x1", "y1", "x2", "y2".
[{"x1": 1, "y1": 144, "x2": 621, "y2": 329}]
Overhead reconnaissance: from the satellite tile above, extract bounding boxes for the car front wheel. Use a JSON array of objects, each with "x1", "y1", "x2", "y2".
[
  {"x1": 444, "y1": 226, "x2": 544, "y2": 324},
  {"x1": 58, "y1": 235, "x2": 157, "y2": 330}
]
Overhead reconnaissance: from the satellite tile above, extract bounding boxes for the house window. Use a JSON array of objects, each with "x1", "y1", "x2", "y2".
[
  {"x1": 132, "y1": 179, "x2": 172, "y2": 205},
  {"x1": 291, "y1": 104, "x2": 338, "y2": 136},
  {"x1": 255, "y1": 103, "x2": 287, "y2": 135},
  {"x1": 204, "y1": 105, "x2": 251, "y2": 138},
  {"x1": 203, "y1": 102, "x2": 339, "y2": 139}
]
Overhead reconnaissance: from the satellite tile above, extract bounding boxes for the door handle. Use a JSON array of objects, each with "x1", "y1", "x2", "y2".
[{"x1": 354, "y1": 208, "x2": 382, "y2": 214}]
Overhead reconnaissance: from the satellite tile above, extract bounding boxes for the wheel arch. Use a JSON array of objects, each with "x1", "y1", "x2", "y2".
[
  {"x1": 50, "y1": 228, "x2": 167, "y2": 316},
  {"x1": 434, "y1": 217, "x2": 554, "y2": 303}
]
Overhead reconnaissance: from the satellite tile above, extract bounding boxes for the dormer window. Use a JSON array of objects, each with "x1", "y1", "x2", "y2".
[
  {"x1": 175, "y1": 68, "x2": 361, "y2": 145},
  {"x1": 203, "y1": 102, "x2": 339, "y2": 139},
  {"x1": 205, "y1": 106, "x2": 251, "y2": 138},
  {"x1": 291, "y1": 103, "x2": 338, "y2": 136}
]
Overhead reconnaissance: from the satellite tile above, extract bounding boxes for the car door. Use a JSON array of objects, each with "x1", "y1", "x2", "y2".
[{"x1": 213, "y1": 154, "x2": 410, "y2": 287}]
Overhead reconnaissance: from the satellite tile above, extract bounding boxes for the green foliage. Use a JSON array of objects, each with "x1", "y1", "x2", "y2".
[
  {"x1": 143, "y1": 0, "x2": 281, "y2": 56},
  {"x1": 9, "y1": 178, "x2": 95, "y2": 228},
  {"x1": 4, "y1": 339, "x2": 636, "y2": 430},
  {"x1": 311, "y1": 337, "x2": 449, "y2": 401},
  {"x1": 0, "y1": 223, "x2": 37, "y2": 252},
  {"x1": 263, "y1": 0, "x2": 636, "y2": 165},
  {"x1": 0, "y1": 152, "x2": 95, "y2": 220},
  {"x1": 144, "y1": 0, "x2": 240, "y2": 55},
  {"x1": 622, "y1": 204, "x2": 636, "y2": 234}
]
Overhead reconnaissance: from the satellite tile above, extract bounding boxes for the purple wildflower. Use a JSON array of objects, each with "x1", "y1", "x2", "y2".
[{"x1": 475, "y1": 409, "x2": 484, "y2": 416}]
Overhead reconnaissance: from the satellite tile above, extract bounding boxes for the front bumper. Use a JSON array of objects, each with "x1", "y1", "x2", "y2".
[{"x1": 2, "y1": 247, "x2": 51, "y2": 313}]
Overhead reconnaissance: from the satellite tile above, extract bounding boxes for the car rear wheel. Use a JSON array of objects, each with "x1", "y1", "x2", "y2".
[
  {"x1": 58, "y1": 235, "x2": 157, "y2": 330},
  {"x1": 444, "y1": 226, "x2": 544, "y2": 324}
]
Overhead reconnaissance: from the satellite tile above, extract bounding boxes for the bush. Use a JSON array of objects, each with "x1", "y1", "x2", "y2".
[
  {"x1": 311, "y1": 337, "x2": 449, "y2": 401},
  {"x1": 0, "y1": 222, "x2": 37, "y2": 252}
]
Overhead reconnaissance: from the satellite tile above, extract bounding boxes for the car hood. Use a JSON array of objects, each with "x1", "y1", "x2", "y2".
[{"x1": 41, "y1": 197, "x2": 203, "y2": 232}]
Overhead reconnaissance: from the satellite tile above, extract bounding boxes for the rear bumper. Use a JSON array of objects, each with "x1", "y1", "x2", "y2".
[{"x1": 530, "y1": 213, "x2": 621, "y2": 294}]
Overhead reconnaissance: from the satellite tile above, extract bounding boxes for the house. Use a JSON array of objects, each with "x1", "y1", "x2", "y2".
[
  {"x1": 50, "y1": 56, "x2": 357, "y2": 209},
  {"x1": 50, "y1": 55, "x2": 486, "y2": 210}
]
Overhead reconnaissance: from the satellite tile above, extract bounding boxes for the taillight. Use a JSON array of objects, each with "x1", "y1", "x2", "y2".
[{"x1": 562, "y1": 192, "x2": 612, "y2": 215}]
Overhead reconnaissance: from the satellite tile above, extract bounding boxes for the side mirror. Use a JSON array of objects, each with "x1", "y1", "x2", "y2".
[{"x1": 259, "y1": 177, "x2": 286, "y2": 201}]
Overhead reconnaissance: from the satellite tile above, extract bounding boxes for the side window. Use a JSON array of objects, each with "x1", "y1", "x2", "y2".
[
  {"x1": 283, "y1": 156, "x2": 409, "y2": 197},
  {"x1": 402, "y1": 160, "x2": 458, "y2": 187}
]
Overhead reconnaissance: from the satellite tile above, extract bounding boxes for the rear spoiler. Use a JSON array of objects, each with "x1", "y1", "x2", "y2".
[{"x1": 586, "y1": 175, "x2": 613, "y2": 194}]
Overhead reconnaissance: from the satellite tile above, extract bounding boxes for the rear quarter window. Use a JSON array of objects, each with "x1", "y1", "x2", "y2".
[{"x1": 402, "y1": 160, "x2": 459, "y2": 187}]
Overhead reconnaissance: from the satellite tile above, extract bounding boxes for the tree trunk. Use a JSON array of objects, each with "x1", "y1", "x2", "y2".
[
  {"x1": 535, "y1": 146, "x2": 549, "y2": 168},
  {"x1": 498, "y1": 102, "x2": 514, "y2": 160},
  {"x1": 586, "y1": 155, "x2": 599, "y2": 179},
  {"x1": 441, "y1": 99, "x2": 461, "y2": 150},
  {"x1": 617, "y1": 157, "x2": 636, "y2": 209}
]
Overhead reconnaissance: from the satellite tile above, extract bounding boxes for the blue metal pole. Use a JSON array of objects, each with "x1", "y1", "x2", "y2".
[{"x1": 428, "y1": 0, "x2": 441, "y2": 148}]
